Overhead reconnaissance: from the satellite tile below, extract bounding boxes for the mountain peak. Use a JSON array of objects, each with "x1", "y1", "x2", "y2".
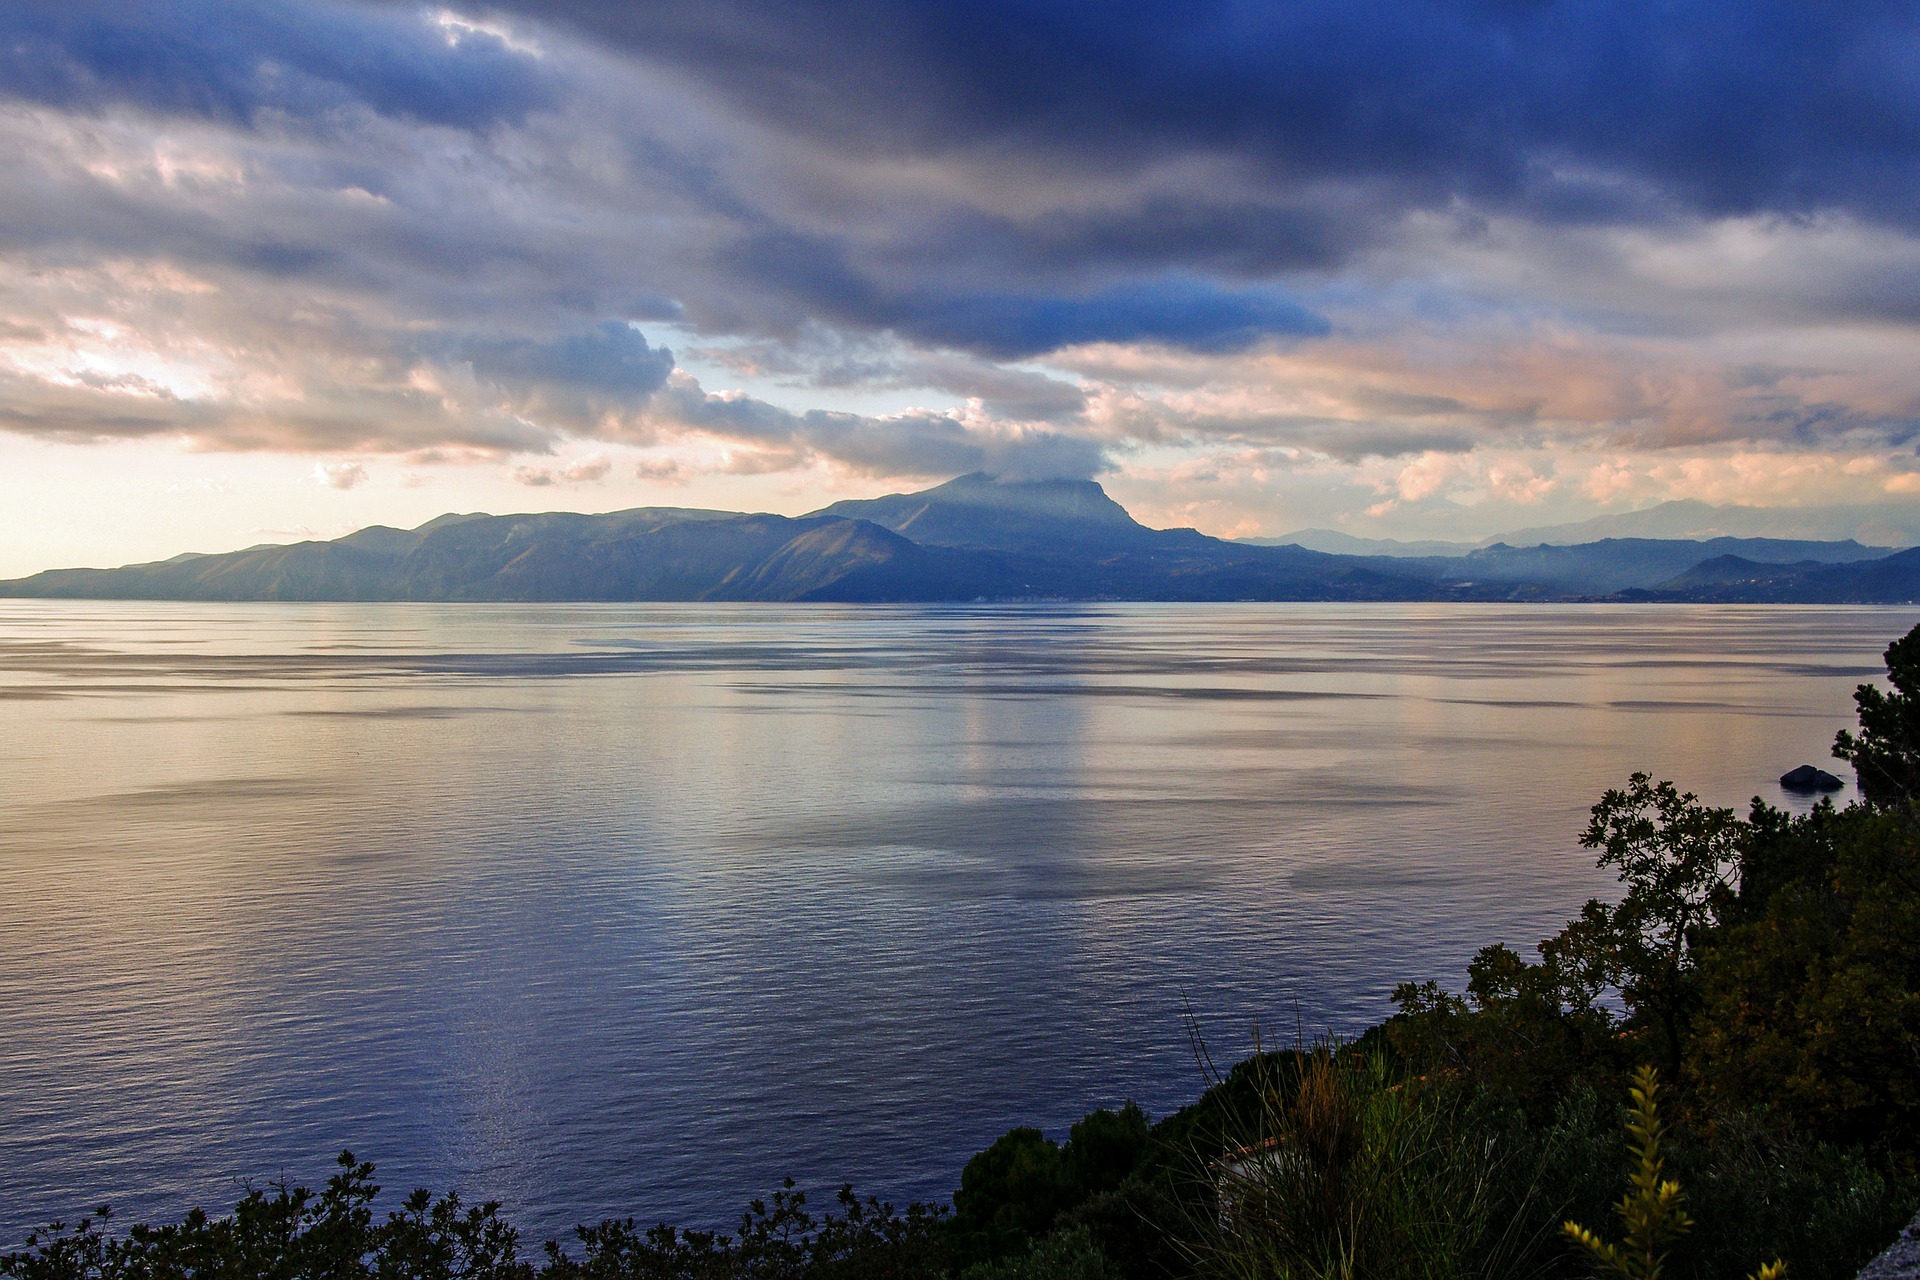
[
  {"x1": 809, "y1": 472, "x2": 1152, "y2": 553},
  {"x1": 919, "y1": 472, "x2": 1136, "y2": 523}
]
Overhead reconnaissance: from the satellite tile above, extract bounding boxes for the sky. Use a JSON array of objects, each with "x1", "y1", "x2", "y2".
[{"x1": 4, "y1": 0, "x2": 1920, "y2": 574}]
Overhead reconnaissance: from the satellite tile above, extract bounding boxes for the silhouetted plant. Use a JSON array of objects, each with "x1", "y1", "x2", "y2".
[
  {"x1": 544, "y1": 1179, "x2": 950, "y2": 1280},
  {"x1": 1834, "y1": 625, "x2": 1920, "y2": 811},
  {"x1": 2, "y1": 1160, "x2": 945, "y2": 1280}
]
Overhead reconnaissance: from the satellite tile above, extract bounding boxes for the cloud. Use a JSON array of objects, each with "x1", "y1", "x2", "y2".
[
  {"x1": 633, "y1": 455, "x2": 688, "y2": 484},
  {"x1": 0, "y1": 254, "x2": 571, "y2": 453},
  {"x1": 690, "y1": 336, "x2": 1090, "y2": 422},
  {"x1": 313, "y1": 460, "x2": 366, "y2": 488},
  {"x1": 730, "y1": 227, "x2": 1331, "y2": 356},
  {"x1": 0, "y1": 1, "x2": 558, "y2": 131},
  {"x1": 901, "y1": 279, "x2": 1330, "y2": 360},
  {"x1": 3, "y1": 0, "x2": 1920, "y2": 540},
  {"x1": 513, "y1": 455, "x2": 611, "y2": 485},
  {"x1": 0, "y1": 236, "x2": 1108, "y2": 474},
  {"x1": 898, "y1": 356, "x2": 1085, "y2": 422},
  {"x1": 646, "y1": 370, "x2": 1105, "y2": 479},
  {"x1": 456, "y1": 322, "x2": 678, "y2": 429},
  {"x1": 462, "y1": 323, "x2": 675, "y2": 397},
  {"x1": 501, "y1": 0, "x2": 1920, "y2": 230}
]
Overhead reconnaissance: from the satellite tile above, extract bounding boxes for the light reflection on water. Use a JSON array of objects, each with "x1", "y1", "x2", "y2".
[{"x1": 0, "y1": 601, "x2": 1908, "y2": 1246}]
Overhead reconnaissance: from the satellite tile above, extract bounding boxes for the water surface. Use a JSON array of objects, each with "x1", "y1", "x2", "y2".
[{"x1": 0, "y1": 602, "x2": 1907, "y2": 1246}]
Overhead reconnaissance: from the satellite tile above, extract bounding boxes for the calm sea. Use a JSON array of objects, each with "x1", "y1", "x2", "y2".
[{"x1": 0, "y1": 602, "x2": 1908, "y2": 1247}]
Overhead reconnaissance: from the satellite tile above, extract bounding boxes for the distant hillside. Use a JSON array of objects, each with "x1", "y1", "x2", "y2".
[
  {"x1": 0, "y1": 508, "x2": 985, "y2": 602},
  {"x1": 0, "y1": 477, "x2": 1427, "y2": 603},
  {"x1": 1631, "y1": 547, "x2": 1920, "y2": 603},
  {"x1": 1242, "y1": 530, "x2": 1475, "y2": 557},
  {"x1": 1386, "y1": 536, "x2": 1889, "y2": 597},
  {"x1": 6, "y1": 476, "x2": 1920, "y2": 603},
  {"x1": 1255, "y1": 506, "x2": 1915, "y2": 553},
  {"x1": 1492, "y1": 499, "x2": 1920, "y2": 548}
]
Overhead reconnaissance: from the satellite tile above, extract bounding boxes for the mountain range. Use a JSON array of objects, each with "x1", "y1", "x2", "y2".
[
  {"x1": 5, "y1": 474, "x2": 1920, "y2": 604},
  {"x1": 1258, "y1": 498, "x2": 1920, "y2": 556}
]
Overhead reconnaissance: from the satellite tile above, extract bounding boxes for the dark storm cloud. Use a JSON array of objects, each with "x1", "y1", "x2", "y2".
[
  {"x1": 724, "y1": 226, "x2": 1331, "y2": 357},
  {"x1": 499, "y1": 0, "x2": 1920, "y2": 231},
  {"x1": 0, "y1": 0, "x2": 556, "y2": 130},
  {"x1": 901, "y1": 280, "x2": 1331, "y2": 360},
  {"x1": 976, "y1": 197, "x2": 1357, "y2": 279},
  {"x1": 459, "y1": 323, "x2": 677, "y2": 398}
]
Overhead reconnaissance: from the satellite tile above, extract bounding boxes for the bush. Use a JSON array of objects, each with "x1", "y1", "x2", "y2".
[
  {"x1": 1, "y1": 1160, "x2": 950, "y2": 1280},
  {"x1": 961, "y1": 1227, "x2": 1115, "y2": 1280},
  {"x1": 1205, "y1": 1046, "x2": 1541, "y2": 1280}
]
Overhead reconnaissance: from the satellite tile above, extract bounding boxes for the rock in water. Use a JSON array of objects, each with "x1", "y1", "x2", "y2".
[{"x1": 1780, "y1": 764, "x2": 1845, "y2": 792}]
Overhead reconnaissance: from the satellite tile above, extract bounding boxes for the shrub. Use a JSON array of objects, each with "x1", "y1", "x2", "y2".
[
  {"x1": 1206, "y1": 1046, "x2": 1538, "y2": 1280},
  {"x1": 1562, "y1": 1067, "x2": 1782, "y2": 1280}
]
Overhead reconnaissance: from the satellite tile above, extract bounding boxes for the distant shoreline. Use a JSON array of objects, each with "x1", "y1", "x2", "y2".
[{"x1": 8, "y1": 474, "x2": 1920, "y2": 606}]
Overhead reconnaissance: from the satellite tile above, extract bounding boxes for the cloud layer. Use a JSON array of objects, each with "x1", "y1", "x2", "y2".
[{"x1": 2, "y1": 0, "x2": 1920, "y2": 540}]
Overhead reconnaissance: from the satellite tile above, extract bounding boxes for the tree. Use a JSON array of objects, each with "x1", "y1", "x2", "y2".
[
  {"x1": 952, "y1": 1129, "x2": 1071, "y2": 1263},
  {"x1": 1061, "y1": 1105, "x2": 1150, "y2": 1201},
  {"x1": 1834, "y1": 624, "x2": 1920, "y2": 810},
  {"x1": 1391, "y1": 774, "x2": 1746, "y2": 1090},
  {"x1": 1691, "y1": 801, "x2": 1920, "y2": 1163},
  {"x1": 1578, "y1": 775, "x2": 1744, "y2": 1074}
]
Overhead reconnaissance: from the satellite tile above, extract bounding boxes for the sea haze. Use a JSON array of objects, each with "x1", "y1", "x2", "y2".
[{"x1": 0, "y1": 602, "x2": 1908, "y2": 1247}]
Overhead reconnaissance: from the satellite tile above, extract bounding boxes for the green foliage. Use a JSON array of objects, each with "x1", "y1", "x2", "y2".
[
  {"x1": 1389, "y1": 757, "x2": 1920, "y2": 1170},
  {"x1": 1052, "y1": 1179, "x2": 1187, "y2": 1280},
  {"x1": 1579, "y1": 778, "x2": 1744, "y2": 1075},
  {"x1": 1390, "y1": 912, "x2": 1626, "y2": 1112},
  {"x1": 1375, "y1": 621, "x2": 1920, "y2": 1277},
  {"x1": 1, "y1": 1152, "x2": 536, "y2": 1280},
  {"x1": 1561, "y1": 1067, "x2": 1697, "y2": 1280},
  {"x1": 1562, "y1": 1068, "x2": 1786, "y2": 1280},
  {"x1": 1833, "y1": 625, "x2": 1920, "y2": 810},
  {"x1": 1206, "y1": 1046, "x2": 1536, "y2": 1280},
  {"x1": 951, "y1": 1105, "x2": 1160, "y2": 1268},
  {"x1": 1, "y1": 1160, "x2": 947, "y2": 1280},
  {"x1": 1668, "y1": 1114, "x2": 1908, "y2": 1280},
  {"x1": 960, "y1": 1228, "x2": 1115, "y2": 1280},
  {"x1": 1384, "y1": 775, "x2": 1751, "y2": 1110},
  {"x1": 533, "y1": 1179, "x2": 950, "y2": 1280},
  {"x1": 952, "y1": 1128, "x2": 1072, "y2": 1262},
  {"x1": 1689, "y1": 799, "x2": 1920, "y2": 1163},
  {"x1": 1062, "y1": 1106, "x2": 1150, "y2": 1202}
]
